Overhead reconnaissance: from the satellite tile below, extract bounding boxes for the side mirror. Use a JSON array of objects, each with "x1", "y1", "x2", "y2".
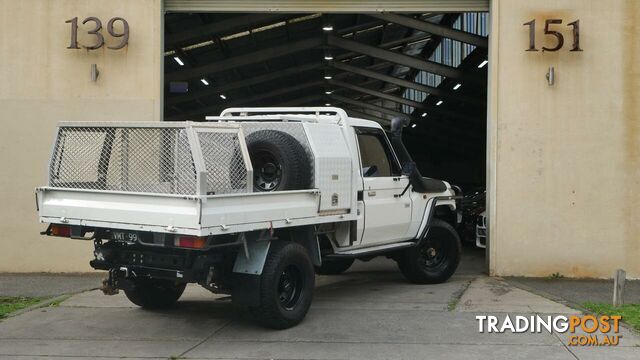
[{"x1": 401, "y1": 161, "x2": 417, "y2": 176}]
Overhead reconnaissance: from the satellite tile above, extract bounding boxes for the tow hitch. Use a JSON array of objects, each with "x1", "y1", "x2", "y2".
[{"x1": 100, "y1": 267, "x2": 133, "y2": 295}]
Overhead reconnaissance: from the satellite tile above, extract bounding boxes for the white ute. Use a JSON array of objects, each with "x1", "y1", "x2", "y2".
[{"x1": 36, "y1": 107, "x2": 462, "y2": 329}]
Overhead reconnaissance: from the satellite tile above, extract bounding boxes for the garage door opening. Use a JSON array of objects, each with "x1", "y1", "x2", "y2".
[{"x1": 163, "y1": 11, "x2": 489, "y2": 266}]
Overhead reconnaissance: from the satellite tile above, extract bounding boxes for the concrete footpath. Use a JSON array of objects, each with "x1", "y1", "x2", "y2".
[{"x1": 1, "y1": 252, "x2": 639, "y2": 359}]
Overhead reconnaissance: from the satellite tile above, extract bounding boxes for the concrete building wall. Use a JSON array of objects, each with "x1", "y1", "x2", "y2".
[
  {"x1": 488, "y1": 0, "x2": 640, "y2": 278},
  {"x1": 0, "y1": 0, "x2": 162, "y2": 272}
]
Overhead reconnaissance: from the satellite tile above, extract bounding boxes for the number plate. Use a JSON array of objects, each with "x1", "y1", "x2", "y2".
[{"x1": 110, "y1": 230, "x2": 139, "y2": 243}]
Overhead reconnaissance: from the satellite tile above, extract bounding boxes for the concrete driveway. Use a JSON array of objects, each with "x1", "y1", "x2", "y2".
[{"x1": 1, "y1": 250, "x2": 639, "y2": 360}]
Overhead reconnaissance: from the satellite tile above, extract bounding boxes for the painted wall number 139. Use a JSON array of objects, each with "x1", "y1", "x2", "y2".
[
  {"x1": 65, "y1": 17, "x2": 129, "y2": 50},
  {"x1": 523, "y1": 19, "x2": 582, "y2": 52}
]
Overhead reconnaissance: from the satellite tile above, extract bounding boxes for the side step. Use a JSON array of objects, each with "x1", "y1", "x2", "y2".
[{"x1": 326, "y1": 241, "x2": 415, "y2": 259}]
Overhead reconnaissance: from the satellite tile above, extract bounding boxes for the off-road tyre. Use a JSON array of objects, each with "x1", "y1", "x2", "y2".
[
  {"x1": 124, "y1": 279, "x2": 186, "y2": 309},
  {"x1": 245, "y1": 130, "x2": 311, "y2": 192},
  {"x1": 314, "y1": 258, "x2": 354, "y2": 275},
  {"x1": 397, "y1": 218, "x2": 462, "y2": 284},
  {"x1": 250, "y1": 241, "x2": 315, "y2": 329}
]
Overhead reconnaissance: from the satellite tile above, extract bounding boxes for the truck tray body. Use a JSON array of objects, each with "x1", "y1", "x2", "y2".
[{"x1": 37, "y1": 116, "x2": 357, "y2": 236}]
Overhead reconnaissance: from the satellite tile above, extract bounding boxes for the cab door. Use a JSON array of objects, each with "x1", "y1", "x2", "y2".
[{"x1": 355, "y1": 127, "x2": 412, "y2": 246}]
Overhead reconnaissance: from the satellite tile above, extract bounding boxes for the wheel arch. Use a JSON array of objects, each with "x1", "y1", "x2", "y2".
[
  {"x1": 416, "y1": 196, "x2": 458, "y2": 244},
  {"x1": 434, "y1": 204, "x2": 457, "y2": 227}
]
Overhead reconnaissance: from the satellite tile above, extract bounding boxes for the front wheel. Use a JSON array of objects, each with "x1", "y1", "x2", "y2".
[
  {"x1": 397, "y1": 219, "x2": 462, "y2": 284},
  {"x1": 250, "y1": 242, "x2": 315, "y2": 329},
  {"x1": 124, "y1": 279, "x2": 186, "y2": 309}
]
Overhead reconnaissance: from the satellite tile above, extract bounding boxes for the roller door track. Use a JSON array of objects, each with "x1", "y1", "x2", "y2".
[{"x1": 164, "y1": 0, "x2": 489, "y2": 13}]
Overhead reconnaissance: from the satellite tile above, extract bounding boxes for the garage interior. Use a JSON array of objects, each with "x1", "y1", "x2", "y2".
[{"x1": 163, "y1": 11, "x2": 489, "y2": 225}]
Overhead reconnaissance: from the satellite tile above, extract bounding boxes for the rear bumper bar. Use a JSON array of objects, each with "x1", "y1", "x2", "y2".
[{"x1": 92, "y1": 261, "x2": 196, "y2": 282}]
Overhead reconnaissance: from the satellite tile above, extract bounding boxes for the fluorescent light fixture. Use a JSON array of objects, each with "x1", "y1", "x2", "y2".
[
  {"x1": 219, "y1": 94, "x2": 227, "y2": 100},
  {"x1": 325, "y1": 91, "x2": 332, "y2": 95},
  {"x1": 324, "y1": 55, "x2": 334, "y2": 60},
  {"x1": 436, "y1": 100, "x2": 443, "y2": 106},
  {"x1": 325, "y1": 103, "x2": 331, "y2": 106},
  {"x1": 453, "y1": 83, "x2": 462, "y2": 90},
  {"x1": 200, "y1": 78, "x2": 209, "y2": 86},
  {"x1": 173, "y1": 56, "x2": 184, "y2": 66},
  {"x1": 324, "y1": 75, "x2": 332, "y2": 80},
  {"x1": 411, "y1": 123, "x2": 417, "y2": 128},
  {"x1": 478, "y1": 60, "x2": 488, "y2": 68},
  {"x1": 322, "y1": 25, "x2": 334, "y2": 31},
  {"x1": 421, "y1": 112, "x2": 427, "y2": 117}
]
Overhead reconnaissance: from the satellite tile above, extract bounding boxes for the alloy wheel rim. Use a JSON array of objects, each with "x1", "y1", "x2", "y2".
[{"x1": 254, "y1": 152, "x2": 282, "y2": 191}]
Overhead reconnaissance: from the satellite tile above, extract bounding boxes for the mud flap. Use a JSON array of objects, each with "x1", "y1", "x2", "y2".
[
  {"x1": 229, "y1": 232, "x2": 272, "y2": 306},
  {"x1": 232, "y1": 232, "x2": 271, "y2": 275}
]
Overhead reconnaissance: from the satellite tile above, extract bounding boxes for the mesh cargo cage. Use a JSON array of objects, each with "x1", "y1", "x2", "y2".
[
  {"x1": 48, "y1": 122, "x2": 253, "y2": 196},
  {"x1": 37, "y1": 108, "x2": 358, "y2": 236}
]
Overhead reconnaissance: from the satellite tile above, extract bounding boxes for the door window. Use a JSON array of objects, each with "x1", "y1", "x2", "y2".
[{"x1": 356, "y1": 128, "x2": 401, "y2": 177}]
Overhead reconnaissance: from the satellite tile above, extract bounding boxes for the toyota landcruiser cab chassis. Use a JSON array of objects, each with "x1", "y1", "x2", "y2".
[{"x1": 36, "y1": 107, "x2": 461, "y2": 329}]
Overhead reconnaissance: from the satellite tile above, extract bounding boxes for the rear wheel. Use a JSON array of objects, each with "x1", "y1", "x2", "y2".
[
  {"x1": 250, "y1": 242, "x2": 315, "y2": 329},
  {"x1": 315, "y1": 258, "x2": 354, "y2": 275},
  {"x1": 124, "y1": 279, "x2": 186, "y2": 309},
  {"x1": 397, "y1": 219, "x2": 461, "y2": 284}
]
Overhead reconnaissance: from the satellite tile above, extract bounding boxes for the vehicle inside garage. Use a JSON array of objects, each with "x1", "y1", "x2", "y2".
[{"x1": 163, "y1": 12, "x2": 489, "y2": 245}]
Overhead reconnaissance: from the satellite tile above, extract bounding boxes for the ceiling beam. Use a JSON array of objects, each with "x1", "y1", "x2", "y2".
[
  {"x1": 165, "y1": 37, "x2": 322, "y2": 82},
  {"x1": 327, "y1": 35, "x2": 462, "y2": 79},
  {"x1": 408, "y1": 48, "x2": 488, "y2": 120},
  {"x1": 166, "y1": 62, "x2": 323, "y2": 107},
  {"x1": 392, "y1": 13, "x2": 457, "y2": 99},
  {"x1": 166, "y1": 14, "x2": 291, "y2": 49},
  {"x1": 173, "y1": 80, "x2": 324, "y2": 120},
  {"x1": 336, "y1": 19, "x2": 388, "y2": 37},
  {"x1": 369, "y1": 13, "x2": 488, "y2": 48},
  {"x1": 328, "y1": 94, "x2": 404, "y2": 120},
  {"x1": 334, "y1": 33, "x2": 432, "y2": 64},
  {"x1": 330, "y1": 81, "x2": 480, "y2": 140},
  {"x1": 329, "y1": 61, "x2": 482, "y2": 106},
  {"x1": 335, "y1": 61, "x2": 394, "y2": 77},
  {"x1": 331, "y1": 79, "x2": 424, "y2": 108},
  {"x1": 329, "y1": 80, "x2": 480, "y2": 125}
]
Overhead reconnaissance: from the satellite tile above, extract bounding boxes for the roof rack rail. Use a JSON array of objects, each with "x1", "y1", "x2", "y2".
[{"x1": 205, "y1": 107, "x2": 350, "y2": 125}]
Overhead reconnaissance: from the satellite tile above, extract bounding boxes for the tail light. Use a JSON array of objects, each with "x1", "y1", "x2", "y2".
[
  {"x1": 175, "y1": 235, "x2": 207, "y2": 249},
  {"x1": 49, "y1": 224, "x2": 71, "y2": 237}
]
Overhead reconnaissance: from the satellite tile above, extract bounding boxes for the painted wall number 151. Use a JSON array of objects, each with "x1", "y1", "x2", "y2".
[{"x1": 523, "y1": 19, "x2": 582, "y2": 52}]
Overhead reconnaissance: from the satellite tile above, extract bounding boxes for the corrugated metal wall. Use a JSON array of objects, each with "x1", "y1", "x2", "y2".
[{"x1": 401, "y1": 12, "x2": 489, "y2": 114}]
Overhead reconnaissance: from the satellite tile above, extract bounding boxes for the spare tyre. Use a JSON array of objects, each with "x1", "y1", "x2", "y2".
[{"x1": 245, "y1": 130, "x2": 311, "y2": 192}]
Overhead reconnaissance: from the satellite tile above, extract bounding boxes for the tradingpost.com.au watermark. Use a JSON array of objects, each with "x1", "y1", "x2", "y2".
[{"x1": 476, "y1": 315, "x2": 623, "y2": 346}]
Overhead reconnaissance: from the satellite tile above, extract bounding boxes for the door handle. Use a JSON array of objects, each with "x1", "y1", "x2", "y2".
[{"x1": 367, "y1": 191, "x2": 376, "y2": 197}]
